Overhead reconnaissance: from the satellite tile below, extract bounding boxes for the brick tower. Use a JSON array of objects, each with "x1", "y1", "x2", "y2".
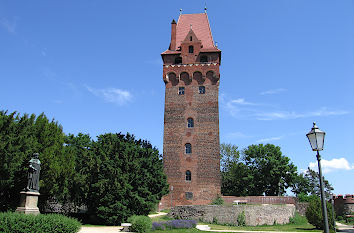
[{"x1": 160, "y1": 13, "x2": 221, "y2": 209}]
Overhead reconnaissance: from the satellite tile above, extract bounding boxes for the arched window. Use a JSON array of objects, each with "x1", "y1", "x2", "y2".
[
  {"x1": 178, "y1": 87, "x2": 185, "y2": 95},
  {"x1": 199, "y1": 86, "x2": 205, "y2": 94},
  {"x1": 189, "y1": 45, "x2": 194, "y2": 54},
  {"x1": 174, "y1": 57, "x2": 182, "y2": 64},
  {"x1": 185, "y1": 143, "x2": 192, "y2": 154},
  {"x1": 186, "y1": 170, "x2": 191, "y2": 181},
  {"x1": 187, "y1": 118, "x2": 194, "y2": 128},
  {"x1": 200, "y1": 55, "x2": 208, "y2": 63}
]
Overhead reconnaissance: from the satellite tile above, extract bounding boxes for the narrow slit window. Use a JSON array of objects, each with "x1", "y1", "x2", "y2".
[
  {"x1": 190, "y1": 36, "x2": 193, "y2": 41},
  {"x1": 199, "y1": 86, "x2": 205, "y2": 94},
  {"x1": 186, "y1": 170, "x2": 191, "y2": 181},
  {"x1": 185, "y1": 143, "x2": 191, "y2": 154},
  {"x1": 178, "y1": 87, "x2": 185, "y2": 95},
  {"x1": 187, "y1": 118, "x2": 194, "y2": 128},
  {"x1": 189, "y1": 45, "x2": 194, "y2": 53}
]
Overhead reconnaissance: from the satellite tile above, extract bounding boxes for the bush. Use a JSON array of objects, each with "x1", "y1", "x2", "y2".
[
  {"x1": 305, "y1": 197, "x2": 335, "y2": 230},
  {"x1": 128, "y1": 215, "x2": 152, "y2": 233},
  {"x1": 289, "y1": 212, "x2": 307, "y2": 225},
  {"x1": 237, "y1": 211, "x2": 246, "y2": 226},
  {"x1": 211, "y1": 195, "x2": 224, "y2": 205},
  {"x1": 151, "y1": 220, "x2": 197, "y2": 230},
  {"x1": 0, "y1": 212, "x2": 81, "y2": 233}
]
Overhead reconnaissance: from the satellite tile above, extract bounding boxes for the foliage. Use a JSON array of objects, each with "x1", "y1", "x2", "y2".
[
  {"x1": 292, "y1": 168, "x2": 334, "y2": 200},
  {"x1": 0, "y1": 212, "x2": 81, "y2": 233},
  {"x1": 211, "y1": 195, "x2": 224, "y2": 205},
  {"x1": 221, "y1": 143, "x2": 297, "y2": 196},
  {"x1": 128, "y1": 215, "x2": 152, "y2": 233},
  {"x1": 305, "y1": 196, "x2": 335, "y2": 230},
  {"x1": 220, "y1": 143, "x2": 240, "y2": 171},
  {"x1": 289, "y1": 212, "x2": 308, "y2": 225},
  {"x1": 297, "y1": 193, "x2": 319, "y2": 203},
  {"x1": 86, "y1": 133, "x2": 169, "y2": 225},
  {"x1": 237, "y1": 211, "x2": 246, "y2": 226},
  {"x1": 0, "y1": 111, "x2": 75, "y2": 211},
  {"x1": 152, "y1": 220, "x2": 197, "y2": 230}
]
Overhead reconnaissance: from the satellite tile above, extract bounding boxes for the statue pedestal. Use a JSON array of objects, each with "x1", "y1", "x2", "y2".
[{"x1": 16, "y1": 191, "x2": 40, "y2": 215}]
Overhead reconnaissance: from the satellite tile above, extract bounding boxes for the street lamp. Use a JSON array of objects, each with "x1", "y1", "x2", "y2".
[{"x1": 306, "y1": 122, "x2": 330, "y2": 233}]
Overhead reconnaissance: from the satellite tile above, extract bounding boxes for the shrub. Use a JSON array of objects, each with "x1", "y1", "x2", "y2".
[
  {"x1": 211, "y1": 194, "x2": 224, "y2": 205},
  {"x1": 237, "y1": 211, "x2": 246, "y2": 226},
  {"x1": 0, "y1": 212, "x2": 81, "y2": 233},
  {"x1": 152, "y1": 220, "x2": 197, "y2": 230},
  {"x1": 305, "y1": 197, "x2": 335, "y2": 230},
  {"x1": 289, "y1": 212, "x2": 307, "y2": 225},
  {"x1": 128, "y1": 215, "x2": 152, "y2": 233}
]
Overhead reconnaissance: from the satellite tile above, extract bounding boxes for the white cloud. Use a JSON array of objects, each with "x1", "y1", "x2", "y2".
[
  {"x1": 0, "y1": 17, "x2": 17, "y2": 34},
  {"x1": 309, "y1": 157, "x2": 354, "y2": 174},
  {"x1": 230, "y1": 98, "x2": 257, "y2": 105},
  {"x1": 256, "y1": 107, "x2": 348, "y2": 121},
  {"x1": 86, "y1": 86, "x2": 132, "y2": 105},
  {"x1": 256, "y1": 136, "x2": 282, "y2": 143},
  {"x1": 260, "y1": 88, "x2": 287, "y2": 95},
  {"x1": 225, "y1": 132, "x2": 250, "y2": 139}
]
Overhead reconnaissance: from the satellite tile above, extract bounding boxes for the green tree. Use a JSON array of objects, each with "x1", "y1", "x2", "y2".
[
  {"x1": 0, "y1": 111, "x2": 75, "y2": 211},
  {"x1": 221, "y1": 143, "x2": 298, "y2": 196},
  {"x1": 242, "y1": 144, "x2": 297, "y2": 196},
  {"x1": 63, "y1": 133, "x2": 94, "y2": 206},
  {"x1": 292, "y1": 168, "x2": 334, "y2": 200},
  {"x1": 86, "y1": 133, "x2": 169, "y2": 225}
]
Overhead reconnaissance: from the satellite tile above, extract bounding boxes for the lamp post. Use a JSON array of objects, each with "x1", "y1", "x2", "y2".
[{"x1": 306, "y1": 122, "x2": 330, "y2": 233}]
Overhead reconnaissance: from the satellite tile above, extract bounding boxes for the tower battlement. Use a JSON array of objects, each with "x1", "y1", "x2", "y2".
[{"x1": 333, "y1": 194, "x2": 354, "y2": 216}]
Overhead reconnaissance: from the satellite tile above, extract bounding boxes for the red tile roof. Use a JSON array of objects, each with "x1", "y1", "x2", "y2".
[{"x1": 176, "y1": 13, "x2": 215, "y2": 49}]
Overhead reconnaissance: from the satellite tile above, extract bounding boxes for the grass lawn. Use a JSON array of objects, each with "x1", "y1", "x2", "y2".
[{"x1": 203, "y1": 222, "x2": 320, "y2": 232}]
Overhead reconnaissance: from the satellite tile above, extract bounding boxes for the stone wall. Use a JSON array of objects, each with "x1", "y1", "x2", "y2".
[
  {"x1": 169, "y1": 204, "x2": 296, "y2": 226},
  {"x1": 295, "y1": 202, "x2": 309, "y2": 216}
]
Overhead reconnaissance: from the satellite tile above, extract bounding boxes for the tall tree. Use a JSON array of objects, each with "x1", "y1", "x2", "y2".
[
  {"x1": 220, "y1": 143, "x2": 298, "y2": 196},
  {"x1": 292, "y1": 167, "x2": 334, "y2": 200},
  {"x1": 0, "y1": 111, "x2": 75, "y2": 211},
  {"x1": 242, "y1": 144, "x2": 297, "y2": 196},
  {"x1": 85, "y1": 133, "x2": 169, "y2": 225}
]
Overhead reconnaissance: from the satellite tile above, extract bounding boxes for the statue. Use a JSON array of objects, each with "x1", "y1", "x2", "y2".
[{"x1": 26, "y1": 153, "x2": 41, "y2": 192}]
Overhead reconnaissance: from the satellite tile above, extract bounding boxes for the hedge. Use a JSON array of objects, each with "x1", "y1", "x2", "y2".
[{"x1": 0, "y1": 212, "x2": 81, "y2": 233}]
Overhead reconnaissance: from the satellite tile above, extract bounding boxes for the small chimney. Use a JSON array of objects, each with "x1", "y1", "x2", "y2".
[{"x1": 170, "y1": 19, "x2": 177, "y2": 51}]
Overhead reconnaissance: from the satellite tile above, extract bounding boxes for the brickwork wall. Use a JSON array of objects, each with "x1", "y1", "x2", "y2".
[
  {"x1": 333, "y1": 194, "x2": 354, "y2": 216},
  {"x1": 169, "y1": 204, "x2": 296, "y2": 226},
  {"x1": 160, "y1": 64, "x2": 221, "y2": 209},
  {"x1": 222, "y1": 196, "x2": 296, "y2": 205}
]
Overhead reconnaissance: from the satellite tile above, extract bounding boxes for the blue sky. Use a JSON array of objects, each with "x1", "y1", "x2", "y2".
[{"x1": 1, "y1": 0, "x2": 353, "y2": 195}]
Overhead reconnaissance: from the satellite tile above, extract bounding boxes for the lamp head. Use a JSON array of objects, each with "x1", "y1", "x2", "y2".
[{"x1": 306, "y1": 122, "x2": 325, "y2": 151}]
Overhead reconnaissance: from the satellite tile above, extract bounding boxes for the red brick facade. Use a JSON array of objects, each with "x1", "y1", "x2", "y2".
[{"x1": 159, "y1": 13, "x2": 221, "y2": 210}]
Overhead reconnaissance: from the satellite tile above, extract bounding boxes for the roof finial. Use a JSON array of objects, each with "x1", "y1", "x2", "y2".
[
  {"x1": 190, "y1": 24, "x2": 192, "y2": 30},
  {"x1": 215, "y1": 41, "x2": 218, "y2": 48},
  {"x1": 180, "y1": 9, "x2": 182, "y2": 15},
  {"x1": 204, "y1": 3, "x2": 207, "y2": 13}
]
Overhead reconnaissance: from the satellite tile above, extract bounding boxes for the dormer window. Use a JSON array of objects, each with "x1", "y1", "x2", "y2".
[
  {"x1": 190, "y1": 36, "x2": 193, "y2": 41},
  {"x1": 189, "y1": 45, "x2": 194, "y2": 54}
]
